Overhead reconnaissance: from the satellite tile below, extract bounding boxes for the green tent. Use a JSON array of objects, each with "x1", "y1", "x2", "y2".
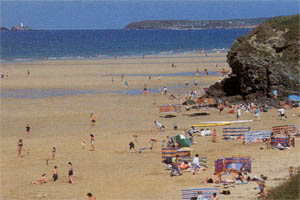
[{"x1": 173, "y1": 134, "x2": 191, "y2": 147}]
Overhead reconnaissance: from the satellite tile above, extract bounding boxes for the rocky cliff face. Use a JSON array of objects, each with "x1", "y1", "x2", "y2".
[{"x1": 207, "y1": 14, "x2": 300, "y2": 100}]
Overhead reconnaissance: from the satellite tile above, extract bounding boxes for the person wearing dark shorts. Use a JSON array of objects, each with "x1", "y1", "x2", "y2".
[
  {"x1": 26, "y1": 124, "x2": 30, "y2": 138},
  {"x1": 53, "y1": 166, "x2": 58, "y2": 182},
  {"x1": 68, "y1": 162, "x2": 73, "y2": 184},
  {"x1": 129, "y1": 141, "x2": 136, "y2": 152}
]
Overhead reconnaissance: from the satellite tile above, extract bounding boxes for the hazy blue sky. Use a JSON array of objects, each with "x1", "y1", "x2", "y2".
[{"x1": 1, "y1": 0, "x2": 299, "y2": 29}]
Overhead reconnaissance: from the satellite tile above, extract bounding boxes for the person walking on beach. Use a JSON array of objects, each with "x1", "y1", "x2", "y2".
[
  {"x1": 170, "y1": 155, "x2": 182, "y2": 177},
  {"x1": 90, "y1": 113, "x2": 96, "y2": 127},
  {"x1": 87, "y1": 193, "x2": 97, "y2": 200},
  {"x1": 68, "y1": 162, "x2": 74, "y2": 184},
  {"x1": 278, "y1": 107, "x2": 287, "y2": 120},
  {"x1": 50, "y1": 147, "x2": 56, "y2": 160},
  {"x1": 52, "y1": 166, "x2": 58, "y2": 182},
  {"x1": 90, "y1": 134, "x2": 95, "y2": 151},
  {"x1": 289, "y1": 166, "x2": 293, "y2": 178},
  {"x1": 121, "y1": 73, "x2": 124, "y2": 81},
  {"x1": 17, "y1": 139, "x2": 23, "y2": 157},
  {"x1": 26, "y1": 124, "x2": 31, "y2": 138},
  {"x1": 212, "y1": 129, "x2": 217, "y2": 143},
  {"x1": 192, "y1": 154, "x2": 200, "y2": 175}
]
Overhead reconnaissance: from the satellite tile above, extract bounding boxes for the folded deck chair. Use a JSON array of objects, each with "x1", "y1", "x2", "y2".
[{"x1": 182, "y1": 188, "x2": 218, "y2": 200}]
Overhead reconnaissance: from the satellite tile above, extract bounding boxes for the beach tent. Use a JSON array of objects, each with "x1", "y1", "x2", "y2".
[
  {"x1": 173, "y1": 134, "x2": 191, "y2": 147},
  {"x1": 288, "y1": 95, "x2": 300, "y2": 101}
]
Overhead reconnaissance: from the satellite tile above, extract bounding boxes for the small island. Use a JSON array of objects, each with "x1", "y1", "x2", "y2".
[
  {"x1": 124, "y1": 17, "x2": 270, "y2": 30},
  {"x1": 0, "y1": 26, "x2": 9, "y2": 31}
]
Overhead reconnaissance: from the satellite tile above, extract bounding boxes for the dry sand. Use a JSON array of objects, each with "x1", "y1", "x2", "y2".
[{"x1": 1, "y1": 53, "x2": 299, "y2": 200}]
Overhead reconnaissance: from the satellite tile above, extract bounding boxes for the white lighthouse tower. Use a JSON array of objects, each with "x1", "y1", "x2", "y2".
[{"x1": 20, "y1": 22, "x2": 24, "y2": 28}]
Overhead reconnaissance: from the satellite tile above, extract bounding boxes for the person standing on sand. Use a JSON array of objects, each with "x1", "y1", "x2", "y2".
[
  {"x1": 90, "y1": 134, "x2": 95, "y2": 151},
  {"x1": 254, "y1": 107, "x2": 261, "y2": 120},
  {"x1": 212, "y1": 129, "x2": 217, "y2": 143},
  {"x1": 17, "y1": 139, "x2": 23, "y2": 157},
  {"x1": 237, "y1": 106, "x2": 242, "y2": 119},
  {"x1": 163, "y1": 86, "x2": 167, "y2": 95},
  {"x1": 68, "y1": 162, "x2": 74, "y2": 184},
  {"x1": 192, "y1": 154, "x2": 200, "y2": 175},
  {"x1": 50, "y1": 147, "x2": 56, "y2": 160},
  {"x1": 121, "y1": 73, "x2": 124, "y2": 81},
  {"x1": 26, "y1": 124, "x2": 30, "y2": 138},
  {"x1": 90, "y1": 113, "x2": 96, "y2": 127},
  {"x1": 129, "y1": 141, "x2": 136, "y2": 152},
  {"x1": 87, "y1": 193, "x2": 97, "y2": 200},
  {"x1": 52, "y1": 166, "x2": 58, "y2": 182},
  {"x1": 170, "y1": 155, "x2": 182, "y2": 177}
]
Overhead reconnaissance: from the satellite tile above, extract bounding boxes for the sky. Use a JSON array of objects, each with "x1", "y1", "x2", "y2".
[{"x1": 1, "y1": 0, "x2": 299, "y2": 29}]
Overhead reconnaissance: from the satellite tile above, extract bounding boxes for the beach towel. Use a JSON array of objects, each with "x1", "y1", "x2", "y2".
[
  {"x1": 180, "y1": 157, "x2": 207, "y2": 167},
  {"x1": 182, "y1": 188, "x2": 218, "y2": 200},
  {"x1": 223, "y1": 127, "x2": 250, "y2": 140}
]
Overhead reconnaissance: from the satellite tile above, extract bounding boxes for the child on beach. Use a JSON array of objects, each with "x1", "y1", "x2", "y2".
[
  {"x1": 90, "y1": 113, "x2": 96, "y2": 127},
  {"x1": 17, "y1": 139, "x2": 23, "y2": 157},
  {"x1": 133, "y1": 133, "x2": 138, "y2": 143},
  {"x1": 254, "y1": 107, "x2": 261, "y2": 120},
  {"x1": 218, "y1": 104, "x2": 224, "y2": 114},
  {"x1": 192, "y1": 154, "x2": 200, "y2": 175},
  {"x1": 31, "y1": 173, "x2": 47, "y2": 184},
  {"x1": 149, "y1": 138, "x2": 157, "y2": 150},
  {"x1": 52, "y1": 166, "x2": 58, "y2": 182},
  {"x1": 237, "y1": 106, "x2": 242, "y2": 119},
  {"x1": 68, "y1": 162, "x2": 73, "y2": 184},
  {"x1": 50, "y1": 147, "x2": 56, "y2": 160},
  {"x1": 154, "y1": 120, "x2": 165, "y2": 131},
  {"x1": 26, "y1": 124, "x2": 30, "y2": 138},
  {"x1": 90, "y1": 134, "x2": 95, "y2": 151},
  {"x1": 87, "y1": 193, "x2": 97, "y2": 200},
  {"x1": 129, "y1": 141, "x2": 136, "y2": 152},
  {"x1": 212, "y1": 129, "x2": 217, "y2": 143},
  {"x1": 289, "y1": 166, "x2": 293, "y2": 178}
]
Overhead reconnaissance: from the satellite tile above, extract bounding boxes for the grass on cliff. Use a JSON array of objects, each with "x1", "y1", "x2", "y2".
[{"x1": 266, "y1": 168, "x2": 300, "y2": 200}]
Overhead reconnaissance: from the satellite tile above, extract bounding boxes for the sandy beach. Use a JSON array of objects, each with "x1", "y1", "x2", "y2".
[{"x1": 1, "y1": 53, "x2": 299, "y2": 200}]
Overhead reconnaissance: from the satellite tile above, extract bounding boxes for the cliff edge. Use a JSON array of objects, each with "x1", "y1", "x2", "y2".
[{"x1": 206, "y1": 14, "x2": 300, "y2": 101}]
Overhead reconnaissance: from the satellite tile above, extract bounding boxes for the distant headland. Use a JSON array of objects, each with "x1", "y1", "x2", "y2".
[
  {"x1": 124, "y1": 17, "x2": 270, "y2": 30},
  {"x1": 1, "y1": 22, "x2": 32, "y2": 31}
]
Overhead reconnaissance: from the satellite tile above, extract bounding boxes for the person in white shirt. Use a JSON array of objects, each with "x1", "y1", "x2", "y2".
[
  {"x1": 196, "y1": 191, "x2": 204, "y2": 200},
  {"x1": 237, "y1": 107, "x2": 242, "y2": 119},
  {"x1": 192, "y1": 154, "x2": 200, "y2": 175},
  {"x1": 200, "y1": 129, "x2": 206, "y2": 136},
  {"x1": 278, "y1": 108, "x2": 287, "y2": 120},
  {"x1": 205, "y1": 128, "x2": 212, "y2": 136},
  {"x1": 154, "y1": 120, "x2": 165, "y2": 131}
]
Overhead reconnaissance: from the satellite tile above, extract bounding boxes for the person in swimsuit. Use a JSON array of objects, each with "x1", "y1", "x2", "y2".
[
  {"x1": 17, "y1": 139, "x2": 23, "y2": 157},
  {"x1": 87, "y1": 193, "x2": 97, "y2": 200},
  {"x1": 90, "y1": 134, "x2": 95, "y2": 151},
  {"x1": 68, "y1": 162, "x2": 73, "y2": 184},
  {"x1": 218, "y1": 104, "x2": 224, "y2": 114},
  {"x1": 129, "y1": 141, "x2": 136, "y2": 152},
  {"x1": 26, "y1": 124, "x2": 30, "y2": 138},
  {"x1": 90, "y1": 113, "x2": 96, "y2": 127},
  {"x1": 50, "y1": 147, "x2": 56, "y2": 160},
  {"x1": 53, "y1": 166, "x2": 58, "y2": 182},
  {"x1": 32, "y1": 173, "x2": 47, "y2": 184}
]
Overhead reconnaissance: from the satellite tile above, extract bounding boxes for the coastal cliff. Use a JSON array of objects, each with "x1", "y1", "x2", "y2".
[
  {"x1": 124, "y1": 18, "x2": 269, "y2": 30},
  {"x1": 206, "y1": 14, "x2": 300, "y2": 100}
]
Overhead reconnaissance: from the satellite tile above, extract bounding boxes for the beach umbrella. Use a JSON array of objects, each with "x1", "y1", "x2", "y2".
[{"x1": 288, "y1": 95, "x2": 300, "y2": 101}]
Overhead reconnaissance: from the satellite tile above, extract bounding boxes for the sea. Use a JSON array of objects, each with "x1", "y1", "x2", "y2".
[{"x1": 0, "y1": 29, "x2": 251, "y2": 62}]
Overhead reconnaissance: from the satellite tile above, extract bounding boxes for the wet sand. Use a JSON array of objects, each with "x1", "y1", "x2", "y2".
[{"x1": 1, "y1": 53, "x2": 299, "y2": 200}]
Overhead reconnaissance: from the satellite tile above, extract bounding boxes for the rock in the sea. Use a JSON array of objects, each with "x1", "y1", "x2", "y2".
[{"x1": 207, "y1": 14, "x2": 300, "y2": 100}]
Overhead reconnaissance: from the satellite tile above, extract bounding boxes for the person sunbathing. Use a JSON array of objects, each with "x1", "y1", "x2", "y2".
[
  {"x1": 31, "y1": 173, "x2": 47, "y2": 184},
  {"x1": 179, "y1": 161, "x2": 190, "y2": 170},
  {"x1": 202, "y1": 173, "x2": 222, "y2": 184}
]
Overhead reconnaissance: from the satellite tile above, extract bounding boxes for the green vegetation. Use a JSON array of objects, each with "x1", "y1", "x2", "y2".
[{"x1": 266, "y1": 169, "x2": 300, "y2": 200}]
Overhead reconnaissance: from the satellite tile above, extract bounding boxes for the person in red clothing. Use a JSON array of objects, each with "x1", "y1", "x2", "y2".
[{"x1": 212, "y1": 129, "x2": 217, "y2": 143}]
